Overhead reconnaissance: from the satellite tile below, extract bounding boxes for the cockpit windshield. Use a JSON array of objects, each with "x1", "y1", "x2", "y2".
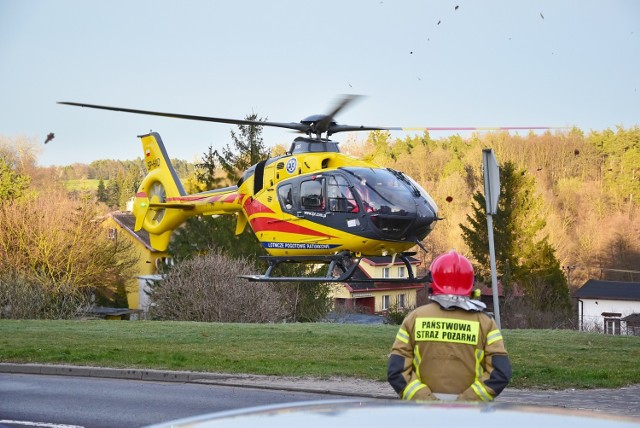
[{"x1": 342, "y1": 167, "x2": 417, "y2": 216}]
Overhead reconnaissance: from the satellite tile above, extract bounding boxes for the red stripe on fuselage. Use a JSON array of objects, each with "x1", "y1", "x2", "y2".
[
  {"x1": 243, "y1": 198, "x2": 275, "y2": 216},
  {"x1": 250, "y1": 217, "x2": 336, "y2": 238}
]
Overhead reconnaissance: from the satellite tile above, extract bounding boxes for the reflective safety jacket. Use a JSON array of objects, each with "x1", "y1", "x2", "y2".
[{"x1": 387, "y1": 301, "x2": 512, "y2": 402}]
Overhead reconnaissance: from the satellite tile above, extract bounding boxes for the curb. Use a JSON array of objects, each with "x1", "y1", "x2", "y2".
[{"x1": 0, "y1": 363, "x2": 396, "y2": 399}]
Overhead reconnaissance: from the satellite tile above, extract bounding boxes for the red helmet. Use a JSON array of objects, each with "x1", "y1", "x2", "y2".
[{"x1": 429, "y1": 250, "x2": 474, "y2": 296}]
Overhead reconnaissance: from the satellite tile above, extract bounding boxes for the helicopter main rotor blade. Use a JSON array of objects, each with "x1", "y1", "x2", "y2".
[
  {"x1": 58, "y1": 101, "x2": 310, "y2": 132},
  {"x1": 312, "y1": 94, "x2": 363, "y2": 135},
  {"x1": 328, "y1": 125, "x2": 566, "y2": 135},
  {"x1": 59, "y1": 101, "x2": 566, "y2": 138}
]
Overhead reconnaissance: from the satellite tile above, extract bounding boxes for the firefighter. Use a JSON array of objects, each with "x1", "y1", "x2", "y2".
[{"x1": 387, "y1": 250, "x2": 512, "y2": 401}]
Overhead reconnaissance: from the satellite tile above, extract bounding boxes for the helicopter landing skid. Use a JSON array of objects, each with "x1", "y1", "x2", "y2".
[{"x1": 240, "y1": 251, "x2": 431, "y2": 283}]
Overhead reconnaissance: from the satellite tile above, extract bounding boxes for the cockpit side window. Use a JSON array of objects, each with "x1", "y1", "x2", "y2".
[
  {"x1": 278, "y1": 183, "x2": 294, "y2": 211},
  {"x1": 300, "y1": 178, "x2": 324, "y2": 210},
  {"x1": 327, "y1": 174, "x2": 358, "y2": 213}
]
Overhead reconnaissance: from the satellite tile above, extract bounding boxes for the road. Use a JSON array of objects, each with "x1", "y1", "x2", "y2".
[{"x1": 0, "y1": 373, "x2": 351, "y2": 428}]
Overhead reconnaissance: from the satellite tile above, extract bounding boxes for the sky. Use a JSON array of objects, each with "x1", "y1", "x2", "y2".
[{"x1": 1, "y1": 0, "x2": 639, "y2": 166}]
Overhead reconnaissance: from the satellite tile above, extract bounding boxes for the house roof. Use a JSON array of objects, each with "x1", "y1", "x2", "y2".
[
  {"x1": 343, "y1": 256, "x2": 425, "y2": 292},
  {"x1": 622, "y1": 313, "x2": 640, "y2": 323},
  {"x1": 574, "y1": 279, "x2": 640, "y2": 301},
  {"x1": 476, "y1": 281, "x2": 524, "y2": 298},
  {"x1": 361, "y1": 256, "x2": 420, "y2": 266},
  {"x1": 345, "y1": 281, "x2": 426, "y2": 293},
  {"x1": 109, "y1": 211, "x2": 158, "y2": 252}
]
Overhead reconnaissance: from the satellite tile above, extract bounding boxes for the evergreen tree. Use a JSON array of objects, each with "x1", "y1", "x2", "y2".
[
  {"x1": 96, "y1": 179, "x2": 108, "y2": 203},
  {"x1": 0, "y1": 159, "x2": 30, "y2": 202},
  {"x1": 460, "y1": 161, "x2": 570, "y2": 314},
  {"x1": 105, "y1": 179, "x2": 120, "y2": 209},
  {"x1": 215, "y1": 113, "x2": 270, "y2": 183},
  {"x1": 194, "y1": 146, "x2": 223, "y2": 190}
]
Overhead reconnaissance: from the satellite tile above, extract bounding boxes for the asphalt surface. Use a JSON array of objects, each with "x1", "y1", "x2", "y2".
[{"x1": 1, "y1": 363, "x2": 639, "y2": 419}]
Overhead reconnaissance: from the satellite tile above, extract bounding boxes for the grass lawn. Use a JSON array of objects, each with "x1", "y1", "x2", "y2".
[
  {"x1": 1, "y1": 320, "x2": 638, "y2": 389},
  {"x1": 63, "y1": 179, "x2": 103, "y2": 191}
]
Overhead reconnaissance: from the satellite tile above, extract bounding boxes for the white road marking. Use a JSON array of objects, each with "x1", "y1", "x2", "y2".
[{"x1": 0, "y1": 420, "x2": 84, "y2": 428}]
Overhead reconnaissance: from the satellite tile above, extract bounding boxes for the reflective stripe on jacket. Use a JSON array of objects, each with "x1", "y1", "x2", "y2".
[{"x1": 387, "y1": 302, "x2": 511, "y2": 401}]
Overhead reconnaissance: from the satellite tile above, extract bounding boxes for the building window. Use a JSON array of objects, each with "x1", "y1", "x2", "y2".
[
  {"x1": 382, "y1": 295, "x2": 390, "y2": 311},
  {"x1": 602, "y1": 312, "x2": 622, "y2": 335},
  {"x1": 605, "y1": 318, "x2": 621, "y2": 335},
  {"x1": 397, "y1": 294, "x2": 406, "y2": 308},
  {"x1": 107, "y1": 228, "x2": 117, "y2": 240},
  {"x1": 397, "y1": 266, "x2": 406, "y2": 278},
  {"x1": 155, "y1": 257, "x2": 174, "y2": 273},
  {"x1": 382, "y1": 267, "x2": 390, "y2": 278}
]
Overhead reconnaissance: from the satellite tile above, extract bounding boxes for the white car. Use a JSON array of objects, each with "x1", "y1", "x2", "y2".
[{"x1": 146, "y1": 399, "x2": 640, "y2": 428}]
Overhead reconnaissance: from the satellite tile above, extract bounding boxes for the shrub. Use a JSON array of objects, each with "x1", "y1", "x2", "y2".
[
  {"x1": 0, "y1": 273, "x2": 90, "y2": 319},
  {"x1": 148, "y1": 249, "x2": 290, "y2": 323},
  {"x1": 384, "y1": 303, "x2": 413, "y2": 325}
]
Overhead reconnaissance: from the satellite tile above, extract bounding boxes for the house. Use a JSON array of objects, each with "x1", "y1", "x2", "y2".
[
  {"x1": 476, "y1": 281, "x2": 524, "y2": 314},
  {"x1": 331, "y1": 256, "x2": 427, "y2": 314},
  {"x1": 574, "y1": 279, "x2": 640, "y2": 335},
  {"x1": 622, "y1": 313, "x2": 640, "y2": 336},
  {"x1": 103, "y1": 211, "x2": 172, "y2": 312}
]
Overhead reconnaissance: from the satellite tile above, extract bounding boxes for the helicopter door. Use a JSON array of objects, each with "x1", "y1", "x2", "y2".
[
  {"x1": 300, "y1": 178, "x2": 325, "y2": 211},
  {"x1": 327, "y1": 174, "x2": 358, "y2": 213}
]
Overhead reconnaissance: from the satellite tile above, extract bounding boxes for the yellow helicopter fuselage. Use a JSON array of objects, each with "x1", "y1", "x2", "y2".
[{"x1": 133, "y1": 133, "x2": 439, "y2": 257}]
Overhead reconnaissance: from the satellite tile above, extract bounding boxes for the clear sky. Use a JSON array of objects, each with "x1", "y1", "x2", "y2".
[{"x1": 1, "y1": 0, "x2": 639, "y2": 166}]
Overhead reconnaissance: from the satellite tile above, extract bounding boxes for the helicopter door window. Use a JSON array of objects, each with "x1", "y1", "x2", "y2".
[
  {"x1": 278, "y1": 184, "x2": 294, "y2": 211},
  {"x1": 300, "y1": 178, "x2": 325, "y2": 211},
  {"x1": 327, "y1": 175, "x2": 358, "y2": 213}
]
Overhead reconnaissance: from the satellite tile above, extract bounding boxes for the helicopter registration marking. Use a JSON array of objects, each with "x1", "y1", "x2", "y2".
[
  {"x1": 347, "y1": 219, "x2": 360, "y2": 227},
  {"x1": 285, "y1": 158, "x2": 297, "y2": 174},
  {"x1": 146, "y1": 157, "x2": 160, "y2": 169}
]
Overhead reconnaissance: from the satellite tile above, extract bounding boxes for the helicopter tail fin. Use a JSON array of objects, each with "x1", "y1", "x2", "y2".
[{"x1": 132, "y1": 132, "x2": 191, "y2": 251}]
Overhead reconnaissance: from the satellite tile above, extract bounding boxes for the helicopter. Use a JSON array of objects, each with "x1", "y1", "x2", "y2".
[{"x1": 59, "y1": 97, "x2": 554, "y2": 282}]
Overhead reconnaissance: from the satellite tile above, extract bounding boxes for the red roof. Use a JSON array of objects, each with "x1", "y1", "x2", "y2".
[{"x1": 478, "y1": 281, "x2": 524, "y2": 297}]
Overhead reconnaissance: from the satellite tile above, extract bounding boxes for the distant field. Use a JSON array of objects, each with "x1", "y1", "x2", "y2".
[
  {"x1": 63, "y1": 179, "x2": 103, "y2": 191},
  {"x1": 0, "y1": 320, "x2": 638, "y2": 389}
]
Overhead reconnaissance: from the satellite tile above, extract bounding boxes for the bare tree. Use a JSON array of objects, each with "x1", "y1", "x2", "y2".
[{"x1": 0, "y1": 190, "x2": 137, "y2": 292}]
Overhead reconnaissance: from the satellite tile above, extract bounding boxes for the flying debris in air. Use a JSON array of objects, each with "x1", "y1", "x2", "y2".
[
  {"x1": 44, "y1": 133, "x2": 55, "y2": 144},
  {"x1": 455, "y1": 5, "x2": 459, "y2": 10},
  {"x1": 437, "y1": 20, "x2": 441, "y2": 25},
  {"x1": 540, "y1": 12, "x2": 544, "y2": 19}
]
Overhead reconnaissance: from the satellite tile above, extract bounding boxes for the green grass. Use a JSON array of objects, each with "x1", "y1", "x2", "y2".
[
  {"x1": 1, "y1": 320, "x2": 638, "y2": 389},
  {"x1": 62, "y1": 179, "x2": 103, "y2": 191}
]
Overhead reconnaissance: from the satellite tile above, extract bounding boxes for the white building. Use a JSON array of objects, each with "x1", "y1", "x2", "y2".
[{"x1": 574, "y1": 280, "x2": 640, "y2": 335}]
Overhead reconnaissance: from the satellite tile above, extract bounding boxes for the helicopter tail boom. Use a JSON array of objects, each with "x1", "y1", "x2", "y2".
[
  {"x1": 132, "y1": 132, "x2": 245, "y2": 251},
  {"x1": 132, "y1": 132, "x2": 193, "y2": 251}
]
